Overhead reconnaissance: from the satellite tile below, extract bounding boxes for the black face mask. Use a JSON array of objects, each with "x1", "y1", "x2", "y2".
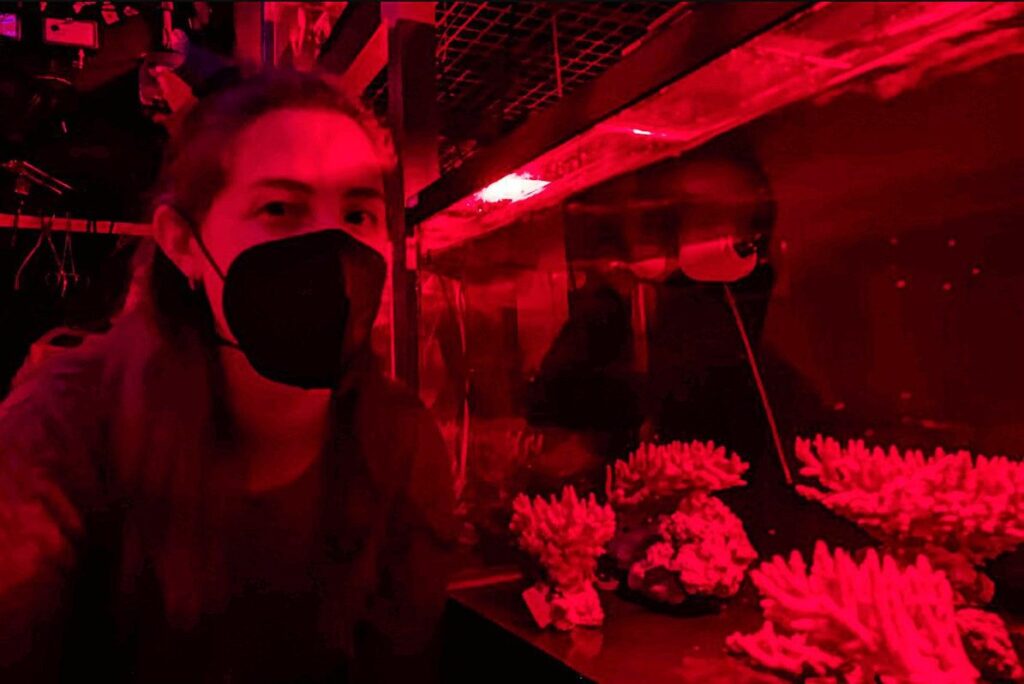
[{"x1": 199, "y1": 229, "x2": 387, "y2": 389}]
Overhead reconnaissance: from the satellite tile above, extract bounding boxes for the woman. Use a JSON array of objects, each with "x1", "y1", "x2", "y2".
[{"x1": 0, "y1": 69, "x2": 455, "y2": 683}]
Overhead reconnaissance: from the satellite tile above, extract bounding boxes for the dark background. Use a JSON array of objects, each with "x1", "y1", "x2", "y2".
[{"x1": 0, "y1": 1, "x2": 236, "y2": 394}]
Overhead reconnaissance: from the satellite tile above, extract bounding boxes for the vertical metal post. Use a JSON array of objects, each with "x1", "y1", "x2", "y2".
[
  {"x1": 384, "y1": 3, "x2": 439, "y2": 390},
  {"x1": 233, "y1": 1, "x2": 265, "y2": 65},
  {"x1": 632, "y1": 282, "x2": 650, "y2": 376},
  {"x1": 261, "y1": 3, "x2": 274, "y2": 66}
]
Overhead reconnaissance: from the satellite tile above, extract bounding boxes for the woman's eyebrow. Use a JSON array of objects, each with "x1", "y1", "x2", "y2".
[
  {"x1": 344, "y1": 187, "x2": 385, "y2": 202},
  {"x1": 249, "y1": 178, "x2": 315, "y2": 193},
  {"x1": 247, "y1": 179, "x2": 383, "y2": 202}
]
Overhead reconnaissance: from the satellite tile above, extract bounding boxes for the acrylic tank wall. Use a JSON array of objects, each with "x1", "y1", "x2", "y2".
[{"x1": 419, "y1": 21, "x2": 1024, "y2": 615}]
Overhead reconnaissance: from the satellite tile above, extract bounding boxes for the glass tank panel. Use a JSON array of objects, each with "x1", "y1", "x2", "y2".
[{"x1": 419, "y1": 4, "x2": 1024, "y2": 625}]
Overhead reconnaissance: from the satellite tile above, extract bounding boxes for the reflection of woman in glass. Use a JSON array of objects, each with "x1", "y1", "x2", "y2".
[
  {"x1": 640, "y1": 141, "x2": 863, "y2": 559},
  {"x1": 531, "y1": 136, "x2": 847, "y2": 556},
  {"x1": 644, "y1": 146, "x2": 781, "y2": 468},
  {"x1": 525, "y1": 265, "x2": 644, "y2": 491},
  {"x1": 525, "y1": 140, "x2": 781, "y2": 495}
]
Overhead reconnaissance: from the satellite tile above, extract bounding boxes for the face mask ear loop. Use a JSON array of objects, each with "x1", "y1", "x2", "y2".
[
  {"x1": 179, "y1": 210, "x2": 239, "y2": 348},
  {"x1": 180, "y1": 211, "x2": 227, "y2": 282}
]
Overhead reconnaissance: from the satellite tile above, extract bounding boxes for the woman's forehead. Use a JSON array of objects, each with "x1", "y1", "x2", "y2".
[{"x1": 228, "y1": 108, "x2": 385, "y2": 191}]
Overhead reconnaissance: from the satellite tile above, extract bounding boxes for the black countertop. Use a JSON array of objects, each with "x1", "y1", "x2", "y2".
[{"x1": 447, "y1": 579, "x2": 781, "y2": 684}]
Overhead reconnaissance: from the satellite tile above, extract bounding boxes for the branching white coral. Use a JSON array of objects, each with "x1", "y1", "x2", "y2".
[
  {"x1": 795, "y1": 435, "x2": 1024, "y2": 604},
  {"x1": 728, "y1": 542, "x2": 979, "y2": 684},
  {"x1": 627, "y1": 492, "x2": 756, "y2": 603},
  {"x1": 510, "y1": 486, "x2": 615, "y2": 629},
  {"x1": 726, "y1": 621, "x2": 845, "y2": 678},
  {"x1": 511, "y1": 486, "x2": 615, "y2": 589},
  {"x1": 605, "y1": 440, "x2": 749, "y2": 508},
  {"x1": 603, "y1": 440, "x2": 756, "y2": 606},
  {"x1": 796, "y1": 435, "x2": 1024, "y2": 562}
]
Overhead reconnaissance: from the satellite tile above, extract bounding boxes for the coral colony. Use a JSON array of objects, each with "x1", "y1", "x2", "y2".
[
  {"x1": 626, "y1": 493, "x2": 756, "y2": 604},
  {"x1": 508, "y1": 436, "x2": 1024, "y2": 679},
  {"x1": 509, "y1": 486, "x2": 615, "y2": 630},
  {"x1": 794, "y1": 435, "x2": 1024, "y2": 606},
  {"x1": 727, "y1": 542, "x2": 1024, "y2": 683},
  {"x1": 727, "y1": 543, "x2": 980, "y2": 683},
  {"x1": 605, "y1": 440, "x2": 756, "y2": 606},
  {"x1": 605, "y1": 440, "x2": 749, "y2": 508},
  {"x1": 727, "y1": 434, "x2": 1024, "y2": 682},
  {"x1": 956, "y1": 608, "x2": 1024, "y2": 683}
]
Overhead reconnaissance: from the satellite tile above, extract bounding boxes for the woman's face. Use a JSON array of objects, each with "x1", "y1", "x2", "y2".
[{"x1": 192, "y1": 107, "x2": 389, "y2": 342}]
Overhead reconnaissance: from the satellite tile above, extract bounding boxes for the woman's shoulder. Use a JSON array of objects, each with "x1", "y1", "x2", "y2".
[
  {"x1": 1, "y1": 311, "x2": 157, "y2": 446},
  {"x1": 3, "y1": 330, "x2": 113, "y2": 417},
  {"x1": 0, "y1": 325, "x2": 129, "y2": 515},
  {"x1": 350, "y1": 371, "x2": 456, "y2": 541},
  {"x1": 350, "y1": 372, "x2": 449, "y2": 473},
  {"x1": 353, "y1": 373, "x2": 439, "y2": 446}
]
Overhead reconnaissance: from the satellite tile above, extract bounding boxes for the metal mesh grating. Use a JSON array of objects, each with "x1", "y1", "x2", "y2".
[{"x1": 365, "y1": 2, "x2": 682, "y2": 172}]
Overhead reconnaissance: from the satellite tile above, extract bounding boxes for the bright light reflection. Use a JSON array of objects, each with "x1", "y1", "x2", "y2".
[{"x1": 475, "y1": 173, "x2": 550, "y2": 203}]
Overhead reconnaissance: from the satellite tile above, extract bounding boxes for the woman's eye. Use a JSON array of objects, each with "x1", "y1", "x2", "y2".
[
  {"x1": 259, "y1": 201, "x2": 302, "y2": 219},
  {"x1": 344, "y1": 209, "x2": 377, "y2": 228}
]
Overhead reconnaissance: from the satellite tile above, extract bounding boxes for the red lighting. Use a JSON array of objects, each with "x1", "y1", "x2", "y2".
[
  {"x1": 475, "y1": 173, "x2": 550, "y2": 204},
  {"x1": 418, "y1": 2, "x2": 1022, "y2": 257}
]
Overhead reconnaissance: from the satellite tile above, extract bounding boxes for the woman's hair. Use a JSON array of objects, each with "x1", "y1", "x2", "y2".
[{"x1": 143, "y1": 68, "x2": 394, "y2": 342}]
